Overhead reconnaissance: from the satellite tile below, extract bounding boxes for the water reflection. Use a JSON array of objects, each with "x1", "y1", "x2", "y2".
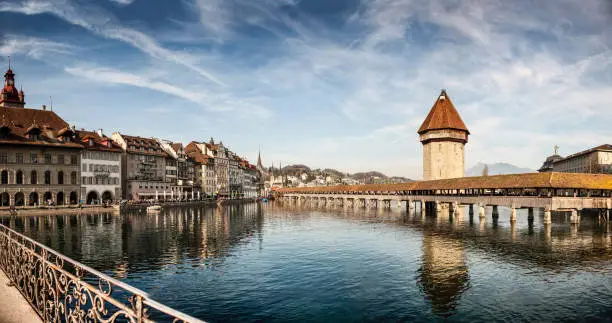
[
  {"x1": 1, "y1": 204, "x2": 264, "y2": 279},
  {"x1": 1, "y1": 203, "x2": 611, "y2": 322},
  {"x1": 417, "y1": 234, "x2": 469, "y2": 316}
]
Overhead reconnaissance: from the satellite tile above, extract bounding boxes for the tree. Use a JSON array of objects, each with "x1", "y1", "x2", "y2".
[{"x1": 482, "y1": 164, "x2": 489, "y2": 176}]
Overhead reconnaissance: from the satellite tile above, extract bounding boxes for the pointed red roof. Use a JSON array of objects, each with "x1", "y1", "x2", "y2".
[{"x1": 418, "y1": 90, "x2": 469, "y2": 135}]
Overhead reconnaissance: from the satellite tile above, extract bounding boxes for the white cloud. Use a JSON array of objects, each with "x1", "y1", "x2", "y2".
[
  {"x1": 0, "y1": 35, "x2": 74, "y2": 59},
  {"x1": 108, "y1": 0, "x2": 135, "y2": 5},
  {"x1": 64, "y1": 65, "x2": 271, "y2": 119},
  {"x1": 0, "y1": 0, "x2": 225, "y2": 86}
]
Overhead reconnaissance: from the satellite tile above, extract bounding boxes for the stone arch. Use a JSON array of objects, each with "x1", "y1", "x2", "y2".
[
  {"x1": 28, "y1": 191, "x2": 39, "y2": 206},
  {"x1": 69, "y1": 192, "x2": 78, "y2": 205},
  {"x1": 30, "y1": 170, "x2": 37, "y2": 184},
  {"x1": 58, "y1": 171, "x2": 64, "y2": 185},
  {"x1": 0, "y1": 192, "x2": 9, "y2": 206},
  {"x1": 102, "y1": 190, "x2": 113, "y2": 202},
  {"x1": 43, "y1": 192, "x2": 52, "y2": 205},
  {"x1": 16, "y1": 170, "x2": 24, "y2": 185},
  {"x1": 1, "y1": 170, "x2": 7, "y2": 184},
  {"x1": 86, "y1": 191, "x2": 99, "y2": 205},
  {"x1": 56, "y1": 192, "x2": 64, "y2": 206},
  {"x1": 14, "y1": 192, "x2": 24, "y2": 206}
]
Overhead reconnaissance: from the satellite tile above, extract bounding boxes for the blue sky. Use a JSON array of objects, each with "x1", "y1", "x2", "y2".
[{"x1": 1, "y1": 0, "x2": 611, "y2": 179}]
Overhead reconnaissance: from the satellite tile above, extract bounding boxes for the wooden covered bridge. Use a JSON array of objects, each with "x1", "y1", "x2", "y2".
[{"x1": 275, "y1": 172, "x2": 612, "y2": 224}]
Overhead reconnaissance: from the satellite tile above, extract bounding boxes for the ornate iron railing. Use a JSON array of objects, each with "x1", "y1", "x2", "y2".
[{"x1": 0, "y1": 223, "x2": 205, "y2": 323}]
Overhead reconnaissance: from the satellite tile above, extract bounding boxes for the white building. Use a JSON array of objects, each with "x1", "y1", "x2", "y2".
[
  {"x1": 548, "y1": 144, "x2": 612, "y2": 174},
  {"x1": 76, "y1": 130, "x2": 122, "y2": 204}
]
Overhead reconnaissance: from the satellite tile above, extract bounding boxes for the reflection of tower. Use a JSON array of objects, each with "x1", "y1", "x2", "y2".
[{"x1": 418, "y1": 233, "x2": 469, "y2": 316}]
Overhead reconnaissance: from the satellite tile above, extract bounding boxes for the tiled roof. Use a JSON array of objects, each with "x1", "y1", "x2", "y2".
[
  {"x1": 170, "y1": 142, "x2": 183, "y2": 152},
  {"x1": 120, "y1": 134, "x2": 167, "y2": 156},
  {"x1": 76, "y1": 130, "x2": 123, "y2": 153},
  {"x1": 275, "y1": 172, "x2": 612, "y2": 192},
  {"x1": 0, "y1": 106, "x2": 82, "y2": 148},
  {"x1": 418, "y1": 90, "x2": 469, "y2": 135}
]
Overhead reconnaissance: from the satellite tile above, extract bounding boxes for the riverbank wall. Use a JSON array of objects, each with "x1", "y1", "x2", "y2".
[{"x1": 0, "y1": 198, "x2": 260, "y2": 216}]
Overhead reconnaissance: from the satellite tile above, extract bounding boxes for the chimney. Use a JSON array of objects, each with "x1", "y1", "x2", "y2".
[
  {"x1": 42, "y1": 104, "x2": 46, "y2": 110},
  {"x1": 97, "y1": 128, "x2": 103, "y2": 137}
]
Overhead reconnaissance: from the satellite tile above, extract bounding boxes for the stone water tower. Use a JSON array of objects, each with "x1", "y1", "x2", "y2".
[{"x1": 418, "y1": 90, "x2": 469, "y2": 181}]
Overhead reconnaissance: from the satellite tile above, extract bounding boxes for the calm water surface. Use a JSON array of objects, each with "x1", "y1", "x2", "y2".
[{"x1": 2, "y1": 204, "x2": 612, "y2": 322}]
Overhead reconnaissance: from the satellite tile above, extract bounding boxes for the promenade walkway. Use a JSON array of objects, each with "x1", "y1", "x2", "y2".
[{"x1": 0, "y1": 270, "x2": 41, "y2": 323}]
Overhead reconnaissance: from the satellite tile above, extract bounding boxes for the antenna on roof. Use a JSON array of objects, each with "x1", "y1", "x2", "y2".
[
  {"x1": 7, "y1": 55, "x2": 10, "y2": 69},
  {"x1": 50, "y1": 96, "x2": 53, "y2": 111}
]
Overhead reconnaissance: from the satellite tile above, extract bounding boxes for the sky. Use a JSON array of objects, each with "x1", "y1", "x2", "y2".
[{"x1": 0, "y1": 0, "x2": 611, "y2": 179}]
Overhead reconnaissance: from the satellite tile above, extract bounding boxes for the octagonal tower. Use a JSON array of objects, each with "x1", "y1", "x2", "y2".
[{"x1": 418, "y1": 90, "x2": 469, "y2": 181}]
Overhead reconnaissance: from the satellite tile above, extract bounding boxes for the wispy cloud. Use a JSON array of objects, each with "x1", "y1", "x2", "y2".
[
  {"x1": 0, "y1": 0, "x2": 225, "y2": 86},
  {"x1": 64, "y1": 65, "x2": 271, "y2": 119},
  {"x1": 0, "y1": 35, "x2": 74, "y2": 59},
  {"x1": 108, "y1": 0, "x2": 135, "y2": 5}
]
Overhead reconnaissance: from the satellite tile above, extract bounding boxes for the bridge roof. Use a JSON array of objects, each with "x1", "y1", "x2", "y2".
[{"x1": 275, "y1": 172, "x2": 612, "y2": 193}]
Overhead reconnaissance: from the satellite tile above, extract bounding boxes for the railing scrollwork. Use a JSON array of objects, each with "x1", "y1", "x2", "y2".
[{"x1": 0, "y1": 223, "x2": 205, "y2": 323}]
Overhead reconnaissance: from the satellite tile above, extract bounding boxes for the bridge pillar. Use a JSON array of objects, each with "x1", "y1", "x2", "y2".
[
  {"x1": 478, "y1": 205, "x2": 486, "y2": 219},
  {"x1": 435, "y1": 201, "x2": 442, "y2": 214},
  {"x1": 492, "y1": 205, "x2": 499, "y2": 219},
  {"x1": 408, "y1": 200, "x2": 415, "y2": 215},
  {"x1": 570, "y1": 209, "x2": 580, "y2": 224},
  {"x1": 510, "y1": 207, "x2": 517, "y2": 222},
  {"x1": 468, "y1": 204, "x2": 474, "y2": 216},
  {"x1": 450, "y1": 202, "x2": 459, "y2": 217},
  {"x1": 528, "y1": 208, "x2": 534, "y2": 221},
  {"x1": 543, "y1": 208, "x2": 552, "y2": 224},
  {"x1": 420, "y1": 200, "x2": 426, "y2": 217}
]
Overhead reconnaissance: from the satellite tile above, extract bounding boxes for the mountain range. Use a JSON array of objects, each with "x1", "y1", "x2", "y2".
[{"x1": 466, "y1": 163, "x2": 535, "y2": 177}]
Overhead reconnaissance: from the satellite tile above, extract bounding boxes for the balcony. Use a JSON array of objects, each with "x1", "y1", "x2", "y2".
[{"x1": 93, "y1": 169, "x2": 111, "y2": 177}]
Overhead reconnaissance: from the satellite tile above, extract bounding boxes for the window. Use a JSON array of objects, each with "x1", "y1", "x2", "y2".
[
  {"x1": 71, "y1": 172, "x2": 77, "y2": 185},
  {"x1": 0, "y1": 170, "x2": 7, "y2": 184},
  {"x1": 89, "y1": 164, "x2": 93, "y2": 172},
  {"x1": 16, "y1": 170, "x2": 23, "y2": 184},
  {"x1": 30, "y1": 170, "x2": 37, "y2": 184},
  {"x1": 57, "y1": 155, "x2": 64, "y2": 165},
  {"x1": 58, "y1": 171, "x2": 64, "y2": 185},
  {"x1": 71, "y1": 155, "x2": 77, "y2": 165},
  {"x1": 45, "y1": 171, "x2": 51, "y2": 184},
  {"x1": 45, "y1": 153, "x2": 51, "y2": 164},
  {"x1": 30, "y1": 153, "x2": 38, "y2": 164},
  {"x1": 83, "y1": 163, "x2": 87, "y2": 172},
  {"x1": 0, "y1": 152, "x2": 7, "y2": 164},
  {"x1": 82, "y1": 176, "x2": 86, "y2": 184},
  {"x1": 15, "y1": 153, "x2": 23, "y2": 164}
]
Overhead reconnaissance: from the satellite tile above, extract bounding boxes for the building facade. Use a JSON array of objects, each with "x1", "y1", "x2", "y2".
[
  {"x1": 539, "y1": 145, "x2": 612, "y2": 174},
  {"x1": 418, "y1": 90, "x2": 470, "y2": 181},
  {"x1": 77, "y1": 130, "x2": 122, "y2": 204},
  {"x1": 158, "y1": 140, "x2": 197, "y2": 199},
  {"x1": 0, "y1": 67, "x2": 82, "y2": 207},
  {"x1": 111, "y1": 133, "x2": 168, "y2": 201},
  {"x1": 185, "y1": 141, "x2": 216, "y2": 197}
]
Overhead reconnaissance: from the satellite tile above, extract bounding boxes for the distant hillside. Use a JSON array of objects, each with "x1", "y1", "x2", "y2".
[
  {"x1": 351, "y1": 171, "x2": 387, "y2": 181},
  {"x1": 466, "y1": 163, "x2": 535, "y2": 177},
  {"x1": 281, "y1": 164, "x2": 311, "y2": 175}
]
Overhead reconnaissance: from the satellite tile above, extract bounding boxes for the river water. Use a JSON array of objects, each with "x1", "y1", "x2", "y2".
[{"x1": 2, "y1": 203, "x2": 612, "y2": 322}]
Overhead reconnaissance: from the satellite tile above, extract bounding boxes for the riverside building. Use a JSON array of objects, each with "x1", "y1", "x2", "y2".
[
  {"x1": 77, "y1": 129, "x2": 122, "y2": 204},
  {"x1": 0, "y1": 66, "x2": 82, "y2": 207},
  {"x1": 111, "y1": 133, "x2": 168, "y2": 201}
]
